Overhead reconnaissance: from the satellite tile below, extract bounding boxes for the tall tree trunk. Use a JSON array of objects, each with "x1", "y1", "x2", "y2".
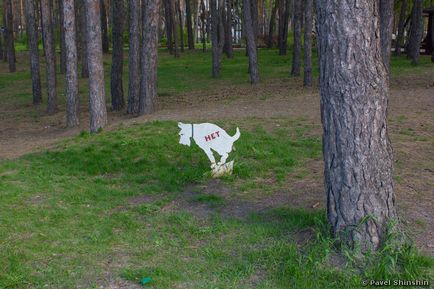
[
  {"x1": 406, "y1": 0, "x2": 423, "y2": 64},
  {"x1": 172, "y1": 0, "x2": 179, "y2": 57},
  {"x1": 2, "y1": 7, "x2": 8, "y2": 62},
  {"x1": 379, "y1": 0, "x2": 393, "y2": 70},
  {"x1": 139, "y1": 0, "x2": 161, "y2": 115},
  {"x1": 164, "y1": 0, "x2": 174, "y2": 53},
  {"x1": 59, "y1": 0, "x2": 66, "y2": 73},
  {"x1": 177, "y1": 0, "x2": 184, "y2": 52},
  {"x1": 100, "y1": 0, "x2": 109, "y2": 53},
  {"x1": 431, "y1": 11, "x2": 434, "y2": 62},
  {"x1": 200, "y1": 0, "x2": 206, "y2": 51},
  {"x1": 267, "y1": 0, "x2": 277, "y2": 48},
  {"x1": 303, "y1": 0, "x2": 312, "y2": 86},
  {"x1": 291, "y1": 0, "x2": 301, "y2": 76},
  {"x1": 210, "y1": 0, "x2": 223, "y2": 77},
  {"x1": 63, "y1": 0, "x2": 80, "y2": 127},
  {"x1": 244, "y1": 0, "x2": 259, "y2": 83},
  {"x1": 25, "y1": 0, "x2": 42, "y2": 105},
  {"x1": 186, "y1": 0, "x2": 195, "y2": 49},
  {"x1": 316, "y1": 0, "x2": 397, "y2": 252},
  {"x1": 127, "y1": 0, "x2": 141, "y2": 114},
  {"x1": 111, "y1": 0, "x2": 125, "y2": 111},
  {"x1": 395, "y1": 0, "x2": 407, "y2": 56},
  {"x1": 223, "y1": 0, "x2": 233, "y2": 57},
  {"x1": 41, "y1": 0, "x2": 58, "y2": 114},
  {"x1": 0, "y1": 27, "x2": 3, "y2": 61},
  {"x1": 79, "y1": 0, "x2": 89, "y2": 77},
  {"x1": 5, "y1": 0, "x2": 16, "y2": 72},
  {"x1": 85, "y1": 0, "x2": 107, "y2": 132}
]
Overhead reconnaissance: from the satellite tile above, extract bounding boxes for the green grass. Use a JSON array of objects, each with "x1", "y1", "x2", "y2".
[{"x1": 0, "y1": 120, "x2": 432, "y2": 288}]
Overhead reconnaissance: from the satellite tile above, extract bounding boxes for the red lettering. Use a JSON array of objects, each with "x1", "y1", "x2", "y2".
[
  {"x1": 205, "y1": 135, "x2": 212, "y2": 141},
  {"x1": 211, "y1": 133, "x2": 216, "y2": 139},
  {"x1": 215, "y1": 131, "x2": 220, "y2": 137}
]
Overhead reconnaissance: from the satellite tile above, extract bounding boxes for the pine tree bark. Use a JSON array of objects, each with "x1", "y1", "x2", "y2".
[
  {"x1": 172, "y1": 0, "x2": 180, "y2": 57},
  {"x1": 316, "y1": 0, "x2": 397, "y2": 252},
  {"x1": 243, "y1": 0, "x2": 259, "y2": 83},
  {"x1": 223, "y1": 0, "x2": 233, "y2": 58},
  {"x1": 431, "y1": 11, "x2": 434, "y2": 62},
  {"x1": 5, "y1": 0, "x2": 16, "y2": 72},
  {"x1": 139, "y1": 0, "x2": 161, "y2": 115},
  {"x1": 164, "y1": 0, "x2": 174, "y2": 53},
  {"x1": 127, "y1": 0, "x2": 141, "y2": 114},
  {"x1": 291, "y1": 0, "x2": 301, "y2": 76},
  {"x1": 406, "y1": 0, "x2": 423, "y2": 65},
  {"x1": 110, "y1": 0, "x2": 125, "y2": 111},
  {"x1": 85, "y1": 0, "x2": 107, "y2": 132},
  {"x1": 59, "y1": 0, "x2": 66, "y2": 74},
  {"x1": 395, "y1": 0, "x2": 407, "y2": 56},
  {"x1": 177, "y1": 0, "x2": 184, "y2": 52},
  {"x1": 200, "y1": 0, "x2": 207, "y2": 51},
  {"x1": 25, "y1": 0, "x2": 42, "y2": 105},
  {"x1": 379, "y1": 0, "x2": 393, "y2": 70},
  {"x1": 186, "y1": 0, "x2": 195, "y2": 49},
  {"x1": 2, "y1": 8, "x2": 8, "y2": 62},
  {"x1": 100, "y1": 0, "x2": 109, "y2": 53},
  {"x1": 0, "y1": 27, "x2": 3, "y2": 61},
  {"x1": 303, "y1": 0, "x2": 312, "y2": 87},
  {"x1": 79, "y1": 0, "x2": 89, "y2": 77},
  {"x1": 267, "y1": 0, "x2": 277, "y2": 49},
  {"x1": 63, "y1": 0, "x2": 80, "y2": 127},
  {"x1": 210, "y1": 0, "x2": 224, "y2": 77},
  {"x1": 41, "y1": 0, "x2": 58, "y2": 114}
]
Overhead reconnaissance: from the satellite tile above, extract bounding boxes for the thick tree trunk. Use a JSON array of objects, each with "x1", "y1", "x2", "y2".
[
  {"x1": 41, "y1": 0, "x2": 58, "y2": 114},
  {"x1": 110, "y1": 0, "x2": 125, "y2": 111},
  {"x1": 303, "y1": 0, "x2": 312, "y2": 86},
  {"x1": 63, "y1": 0, "x2": 80, "y2": 127},
  {"x1": 5, "y1": 0, "x2": 16, "y2": 72},
  {"x1": 316, "y1": 0, "x2": 397, "y2": 252},
  {"x1": 177, "y1": 0, "x2": 185, "y2": 52},
  {"x1": 139, "y1": 0, "x2": 161, "y2": 115},
  {"x1": 431, "y1": 12, "x2": 434, "y2": 62},
  {"x1": 59, "y1": 0, "x2": 66, "y2": 74},
  {"x1": 186, "y1": 0, "x2": 195, "y2": 49},
  {"x1": 291, "y1": 0, "x2": 301, "y2": 76},
  {"x1": 243, "y1": 0, "x2": 259, "y2": 83},
  {"x1": 267, "y1": 0, "x2": 277, "y2": 49},
  {"x1": 127, "y1": 0, "x2": 141, "y2": 114},
  {"x1": 25, "y1": 0, "x2": 42, "y2": 105},
  {"x1": 2, "y1": 8, "x2": 8, "y2": 62},
  {"x1": 395, "y1": 0, "x2": 407, "y2": 56},
  {"x1": 85, "y1": 0, "x2": 107, "y2": 132},
  {"x1": 210, "y1": 0, "x2": 224, "y2": 77},
  {"x1": 406, "y1": 0, "x2": 423, "y2": 65},
  {"x1": 164, "y1": 0, "x2": 174, "y2": 53},
  {"x1": 100, "y1": 0, "x2": 109, "y2": 53},
  {"x1": 379, "y1": 0, "x2": 393, "y2": 70},
  {"x1": 223, "y1": 0, "x2": 233, "y2": 58},
  {"x1": 79, "y1": 0, "x2": 89, "y2": 77}
]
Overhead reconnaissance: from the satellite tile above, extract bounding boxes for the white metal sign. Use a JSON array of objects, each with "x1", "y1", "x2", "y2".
[{"x1": 178, "y1": 122, "x2": 240, "y2": 177}]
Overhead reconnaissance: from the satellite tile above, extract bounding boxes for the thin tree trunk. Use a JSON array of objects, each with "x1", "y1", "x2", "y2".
[
  {"x1": 177, "y1": 0, "x2": 184, "y2": 52},
  {"x1": 85, "y1": 0, "x2": 107, "y2": 132},
  {"x1": 223, "y1": 0, "x2": 233, "y2": 57},
  {"x1": 172, "y1": 0, "x2": 179, "y2": 57},
  {"x1": 316, "y1": 0, "x2": 397, "y2": 252},
  {"x1": 431, "y1": 11, "x2": 434, "y2": 62},
  {"x1": 210, "y1": 0, "x2": 223, "y2": 77},
  {"x1": 164, "y1": 0, "x2": 174, "y2": 53},
  {"x1": 200, "y1": 0, "x2": 206, "y2": 51},
  {"x1": 379, "y1": 0, "x2": 393, "y2": 70},
  {"x1": 303, "y1": 0, "x2": 312, "y2": 86},
  {"x1": 290, "y1": 0, "x2": 301, "y2": 76},
  {"x1": 59, "y1": 0, "x2": 66, "y2": 73},
  {"x1": 5, "y1": 0, "x2": 16, "y2": 72},
  {"x1": 64, "y1": 0, "x2": 80, "y2": 127},
  {"x1": 406, "y1": 0, "x2": 423, "y2": 64},
  {"x1": 186, "y1": 0, "x2": 195, "y2": 49},
  {"x1": 25, "y1": 0, "x2": 42, "y2": 105},
  {"x1": 139, "y1": 0, "x2": 161, "y2": 115},
  {"x1": 395, "y1": 0, "x2": 407, "y2": 56},
  {"x1": 2, "y1": 7, "x2": 8, "y2": 62},
  {"x1": 41, "y1": 0, "x2": 58, "y2": 113},
  {"x1": 0, "y1": 27, "x2": 3, "y2": 61},
  {"x1": 267, "y1": 0, "x2": 277, "y2": 48},
  {"x1": 111, "y1": 0, "x2": 125, "y2": 110},
  {"x1": 100, "y1": 0, "x2": 109, "y2": 53},
  {"x1": 79, "y1": 0, "x2": 89, "y2": 77},
  {"x1": 127, "y1": 0, "x2": 141, "y2": 114},
  {"x1": 244, "y1": 0, "x2": 259, "y2": 83}
]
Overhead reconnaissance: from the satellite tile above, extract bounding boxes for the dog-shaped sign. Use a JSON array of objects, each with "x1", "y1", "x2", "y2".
[{"x1": 178, "y1": 122, "x2": 240, "y2": 177}]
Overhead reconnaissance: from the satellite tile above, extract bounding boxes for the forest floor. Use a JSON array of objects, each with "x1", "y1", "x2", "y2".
[{"x1": 0, "y1": 51, "x2": 433, "y2": 288}]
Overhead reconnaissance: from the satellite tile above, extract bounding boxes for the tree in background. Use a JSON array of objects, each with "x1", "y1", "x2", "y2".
[
  {"x1": 380, "y1": 0, "x2": 394, "y2": 70},
  {"x1": 63, "y1": 0, "x2": 80, "y2": 127},
  {"x1": 210, "y1": 0, "x2": 224, "y2": 77},
  {"x1": 406, "y1": 0, "x2": 423, "y2": 64},
  {"x1": 111, "y1": 0, "x2": 125, "y2": 111},
  {"x1": 41, "y1": 0, "x2": 58, "y2": 114},
  {"x1": 176, "y1": 0, "x2": 184, "y2": 52},
  {"x1": 316, "y1": 0, "x2": 397, "y2": 251},
  {"x1": 243, "y1": 0, "x2": 259, "y2": 83},
  {"x1": 164, "y1": 0, "x2": 174, "y2": 54},
  {"x1": 223, "y1": 0, "x2": 233, "y2": 58},
  {"x1": 59, "y1": 0, "x2": 66, "y2": 74},
  {"x1": 127, "y1": 0, "x2": 141, "y2": 114},
  {"x1": 267, "y1": 0, "x2": 277, "y2": 49},
  {"x1": 85, "y1": 0, "x2": 107, "y2": 132},
  {"x1": 186, "y1": 0, "x2": 195, "y2": 49},
  {"x1": 395, "y1": 0, "x2": 408, "y2": 56},
  {"x1": 25, "y1": 0, "x2": 42, "y2": 105},
  {"x1": 100, "y1": 0, "x2": 109, "y2": 53},
  {"x1": 78, "y1": 0, "x2": 89, "y2": 77},
  {"x1": 5, "y1": 0, "x2": 16, "y2": 72},
  {"x1": 303, "y1": 0, "x2": 312, "y2": 87},
  {"x1": 291, "y1": 0, "x2": 301, "y2": 76}
]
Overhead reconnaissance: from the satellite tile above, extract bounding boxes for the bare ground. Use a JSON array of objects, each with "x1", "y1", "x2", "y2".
[{"x1": 0, "y1": 72, "x2": 433, "y2": 256}]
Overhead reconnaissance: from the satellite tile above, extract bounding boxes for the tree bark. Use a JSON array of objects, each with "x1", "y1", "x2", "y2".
[
  {"x1": 431, "y1": 11, "x2": 434, "y2": 62},
  {"x1": 223, "y1": 0, "x2": 233, "y2": 58},
  {"x1": 59, "y1": 0, "x2": 66, "y2": 74},
  {"x1": 0, "y1": 27, "x2": 3, "y2": 61},
  {"x1": 164, "y1": 0, "x2": 173, "y2": 53},
  {"x1": 406, "y1": 0, "x2": 423, "y2": 65},
  {"x1": 291, "y1": 0, "x2": 301, "y2": 76},
  {"x1": 25, "y1": 0, "x2": 42, "y2": 105},
  {"x1": 139, "y1": 0, "x2": 161, "y2": 115},
  {"x1": 2, "y1": 6, "x2": 8, "y2": 62},
  {"x1": 79, "y1": 0, "x2": 89, "y2": 77},
  {"x1": 110, "y1": 0, "x2": 125, "y2": 111},
  {"x1": 172, "y1": 0, "x2": 179, "y2": 57},
  {"x1": 277, "y1": 0, "x2": 284, "y2": 54},
  {"x1": 85, "y1": 0, "x2": 107, "y2": 132},
  {"x1": 267, "y1": 0, "x2": 277, "y2": 48},
  {"x1": 127, "y1": 0, "x2": 141, "y2": 114},
  {"x1": 63, "y1": 0, "x2": 80, "y2": 127},
  {"x1": 210, "y1": 0, "x2": 224, "y2": 77},
  {"x1": 100, "y1": 0, "x2": 109, "y2": 53},
  {"x1": 177, "y1": 0, "x2": 185, "y2": 52},
  {"x1": 395, "y1": 0, "x2": 407, "y2": 56},
  {"x1": 243, "y1": 0, "x2": 259, "y2": 83},
  {"x1": 41, "y1": 0, "x2": 58, "y2": 114},
  {"x1": 379, "y1": 0, "x2": 393, "y2": 70},
  {"x1": 316, "y1": 0, "x2": 397, "y2": 252},
  {"x1": 200, "y1": 0, "x2": 206, "y2": 51},
  {"x1": 303, "y1": 0, "x2": 312, "y2": 86},
  {"x1": 5, "y1": 0, "x2": 16, "y2": 72},
  {"x1": 186, "y1": 0, "x2": 195, "y2": 49}
]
